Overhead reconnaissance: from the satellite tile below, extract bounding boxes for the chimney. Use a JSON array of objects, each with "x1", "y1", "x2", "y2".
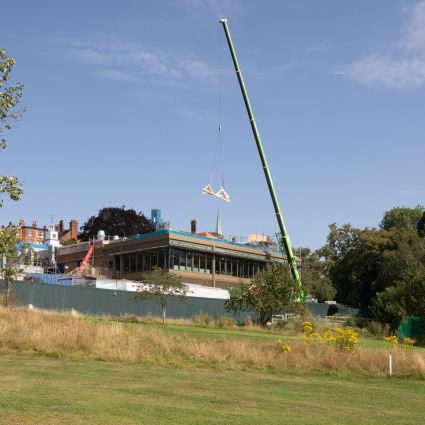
[
  {"x1": 70, "y1": 219, "x2": 78, "y2": 239},
  {"x1": 59, "y1": 220, "x2": 64, "y2": 233},
  {"x1": 32, "y1": 220, "x2": 37, "y2": 228},
  {"x1": 19, "y1": 219, "x2": 25, "y2": 226},
  {"x1": 191, "y1": 219, "x2": 197, "y2": 234}
]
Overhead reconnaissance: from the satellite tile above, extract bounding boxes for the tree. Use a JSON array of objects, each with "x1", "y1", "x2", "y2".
[
  {"x1": 371, "y1": 239, "x2": 425, "y2": 329},
  {"x1": 225, "y1": 262, "x2": 300, "y2": 326},
  {"x1": 317, "y1": 222, "x2": 418, "y2": 307},
  {"x1": 79, "y1": 206, "x2": 155, "y2": 241},
  {"x1": 0, "y1": 226, "x2": 26, "y2": 306},
  {"x1": 297, "y1": 248, "x2": 336, "y2": 302},
  {"x1": 0, "y1": 49, "x2": 24, "y2": 207},
  {"x1": 134, "y1": 267, "x2": 188, "y2": 323},
  {"x1": 380, "y1": 205, "x2": 424, "y2": 231},
  {"x1": 417, "y1": 211, "x2": 425, "y2": 237}
]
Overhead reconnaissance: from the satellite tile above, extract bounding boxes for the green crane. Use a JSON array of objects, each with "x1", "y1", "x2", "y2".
[{"x1": 219, "y1": 18, "x2": 304, "y2": 299}]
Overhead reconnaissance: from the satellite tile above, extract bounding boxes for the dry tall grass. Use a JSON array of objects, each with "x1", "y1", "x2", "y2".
[{"x1": 0, "y1": 307, "x2": 424, "y2": 378}]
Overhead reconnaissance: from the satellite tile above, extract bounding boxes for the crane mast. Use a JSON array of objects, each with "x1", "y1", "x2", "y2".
[{"x1": 219, "y1": 18, "x2": 303, "y2": 297}]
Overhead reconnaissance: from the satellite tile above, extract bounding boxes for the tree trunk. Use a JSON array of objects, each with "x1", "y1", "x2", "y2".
[
  {"x1": 162, "y1": 305, "x2": 166, "y2": 324},
  {"x1": 3, "y1": 281, "x2": 10, "y2": 307}
]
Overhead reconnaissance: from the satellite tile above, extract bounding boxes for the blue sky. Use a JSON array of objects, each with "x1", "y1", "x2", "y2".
[{"x1": 0, "y1": 0, "x2": 424, "y2": 248}]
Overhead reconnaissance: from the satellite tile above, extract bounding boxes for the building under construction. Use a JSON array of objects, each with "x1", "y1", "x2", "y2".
[{"x1": 47, "y1": 228, "x2": 284, "y2": 289}]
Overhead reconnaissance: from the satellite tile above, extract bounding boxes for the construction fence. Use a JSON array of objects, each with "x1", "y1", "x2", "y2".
[{"x1": 2, "y1": 280, "x2": 365, "y2": 322}]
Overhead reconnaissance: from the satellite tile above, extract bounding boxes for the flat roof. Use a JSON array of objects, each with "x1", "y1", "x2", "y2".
[{"x1": 129, "y1": 229, "x2": 283, "y2": 255}]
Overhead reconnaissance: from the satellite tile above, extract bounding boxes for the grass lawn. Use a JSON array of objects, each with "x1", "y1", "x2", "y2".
[
  {"x1": 112, "y1": 318, "x2": 417, "y2": 351},
  {"x1": 0, "y1": 354, "x2": 424, "y2": 425}
]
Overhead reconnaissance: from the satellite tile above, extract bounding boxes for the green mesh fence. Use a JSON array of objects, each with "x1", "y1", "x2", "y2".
[{"x1": 397, "y1": 317, "x2": 425, "y2": 340}]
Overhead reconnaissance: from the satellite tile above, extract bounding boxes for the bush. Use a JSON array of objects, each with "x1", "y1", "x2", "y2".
[
  {"x1": 192, "y1": 312, "x2": 214, "y2": 327},
  {"x1": 216, "y1": 316, "x2": 236, "y2": 328},
  {"x1": 367, "y1": 320, "x2": 385, "y2": 336}
]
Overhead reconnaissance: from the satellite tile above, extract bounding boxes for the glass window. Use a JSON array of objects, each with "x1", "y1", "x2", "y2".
[
  {"x1": 124, "y1": 255, "x2": 130, "y2": 274},
  {"x1": 137, "y1": 253, "x2": 143, "y2": 272},
  {"x1": 129, "y1": 254, "x2": 137, "y2": 273},
  {"x1": 231, "y1": 258, "x2": 238, "y2": 277},
  {"x1": 115, "y1": 256, "x2": 121, "y2": 273},
  {"x1": 199, "y1": 253, "x2": 206, "y2": 273},
  {"x1": 158, "y1": 249, "x2": 165, "y2": 270},
  {"x1": 143, "y1": 251, "x2": 151, "y2": 271},
  {"x1": 217, "y1": 257, "x2": 226, "y2": 274},
  {"x1": 224, "y1": 256, "x2": 231, "y2": 275},
  {"x1": 193, "y1": 252, "x2": 200, "y2": 272},
  {"x1": 172, "y1": 249, "x2": 182, "y2": 270},
  {"x1": 186, "y1": 251, "x2": 193, "y2": 271},
  {"x1": 151, "y1": 250, "x2": 159, "y2": 269},
  {"x1": 206, "y1": 254, "x2": 212, "y2": 274},
  {"x1": 178, "y1": 249, "x2": 186, "y2": 270}
]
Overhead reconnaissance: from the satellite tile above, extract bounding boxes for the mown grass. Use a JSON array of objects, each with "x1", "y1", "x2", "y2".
[{"x1": 0, "y1": 355, "x2": 424, "y2": 425}]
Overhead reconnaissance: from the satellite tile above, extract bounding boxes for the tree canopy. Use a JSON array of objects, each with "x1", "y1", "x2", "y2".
[
  {"x1": 79, "y1": 206, "x2": 155, "y2": 241},
  {"x1": 371, "y1": 238, "x2": 425, "y2": 329},
  {"x1": 134, "y1": 267, "x2": 188, "y2": 323},
  {"x1": 296, "y1": 248, "x2": 336, "y2": 302},
  {"x1": 314, "y1": 205, "x2": 425, "y2": 333},
  {"x1": 380, "y1": 205, "x2": 424, "y2": 231},
  {"x1": 225, "y1": 262, "x2": 300, "y2": 326},
  {"x1": 0, "y1": 226, "x2": 26, "y2": 305},
  {"x1": 0, "y1": 49, "x2": 24, "y2": 207},
  {"x1": 417, "y1": 211, "x2": 425, "y2": 237}
]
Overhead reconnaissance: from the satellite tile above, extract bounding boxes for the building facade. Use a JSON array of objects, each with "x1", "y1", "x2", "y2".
[
  {"x1": 16, "y1": 220, "x2": 47, "y2": 244},
  {"x1": 49, "y1": 230, "x2": 285, "y2": 288}
]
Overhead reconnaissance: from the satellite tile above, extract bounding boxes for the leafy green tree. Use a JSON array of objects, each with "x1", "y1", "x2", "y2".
[
  {"x1": 297, "y1": 248, "x2": 336, "y2": 302},
  {"x1": 417, "y1": 211, "x2": 425, "y2": 237},
  {"x1": 134, "y1": 267, "x2": 188, "y2": 323},
  {"x1": 225, "y1": 262, "x2": 300, "y2": 326},
  {"x1": 372, "y1": 273, "x2": 425, "y2": 331},
  {"x1": 371, "y1": 239, "x2": 425, "y2": 329},
  {"x1": 380, "y1": 205, "x2": 424, "y2": 231},
  {"x1": 370, "y1": 287, "x2": 403, "y2": 331},
  {"x1": 79, "y1": 206, "x2": 155, "y2": 241},
  {"x1": 0, "y1": 226, "x2": 26, "y2": 306},
  {"x1": 0, "y1": 49, "x2": 24, "y2": 207},
  {"x1": 373, "y1": 240, "x2": 425, "y2": 293},
  {"x1": 318, "y1": 220, "x2": 422, "y2": 307}
]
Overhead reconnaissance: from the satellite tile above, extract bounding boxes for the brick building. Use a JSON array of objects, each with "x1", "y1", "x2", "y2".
[
  {"x1": 12, "y1": 219, "x2": 79, "y2": 245},
  {"x1": 16, "y1": 220, "x2": 47, "y2": 244}
]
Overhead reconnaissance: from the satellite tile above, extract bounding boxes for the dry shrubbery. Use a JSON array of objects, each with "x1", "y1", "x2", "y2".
[{"x1": 0, "y1": 307, "x2": 424, "y2": 378}]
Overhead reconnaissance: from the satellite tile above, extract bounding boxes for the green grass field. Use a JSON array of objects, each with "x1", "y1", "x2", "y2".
[
  {"x1": 0, "y1": 309, "x2": 424, "y2": 424},
  {"x1": 0, "y1": 354, "x2": 424, "y2": 425},
  {"x1": 107, "y1": 317, "x2": 418, "y2": 350}
]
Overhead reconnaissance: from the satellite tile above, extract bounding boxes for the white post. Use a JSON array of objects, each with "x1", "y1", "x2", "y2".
[{"x1": 389, "y1": 354, "x2": 392, "y2": 376}]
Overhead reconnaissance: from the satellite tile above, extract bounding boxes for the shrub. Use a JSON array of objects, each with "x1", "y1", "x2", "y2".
[
  {"x1": 192, "y1": 312, "x2": 214, "y2": 327},
  {"x1": 334, "y1": 328, "x2": 358, "y2": 352},
  {"x1": 367, "y1": 320, "x2": 385, "y2": 336},
  {"x1": 276, "y1": 339, "x2": 291, "y2": 354},
  {"x1": 304, "y1": 326, "x2": 359, "y2": 352},
  {"x1": 384, "y1": 335, "x2": 399, "y2": 347},
  {"x1": 216, "y1": 316, "x2": 236, "y2": 328},
  {"x1": 403, "y1": 337, "x2": 416, "y2": 347}
]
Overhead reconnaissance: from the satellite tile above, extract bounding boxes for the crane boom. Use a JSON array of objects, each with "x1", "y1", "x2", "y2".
[{"x1": 218, "y1": 18, "x2": 303, "y2": 297}]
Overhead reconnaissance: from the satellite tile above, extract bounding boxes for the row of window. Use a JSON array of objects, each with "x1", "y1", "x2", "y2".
[
  {"x1": 25, "y1": 229, "x2": 44, "y2": 237},
  {"x1": 111, "y1": 248, "x2": 270, "y2": 279}
]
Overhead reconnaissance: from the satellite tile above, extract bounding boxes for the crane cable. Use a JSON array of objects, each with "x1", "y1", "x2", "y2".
[{"x1": 202, "y1": 25, "x2": 230, "y2": 202}]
